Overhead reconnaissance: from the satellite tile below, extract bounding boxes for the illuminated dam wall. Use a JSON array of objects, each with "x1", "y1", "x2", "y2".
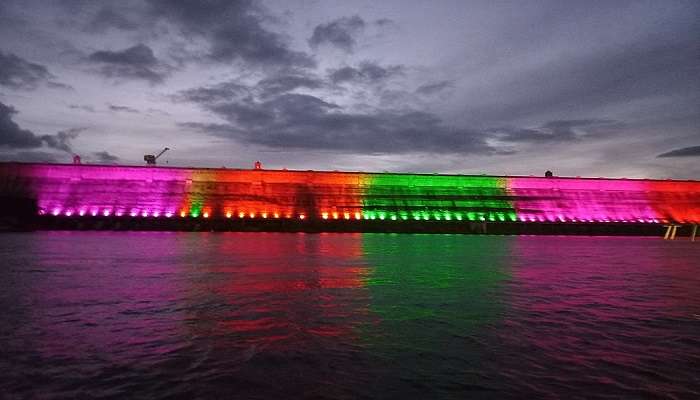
[{"x1": 0, "y1": 162, "x2": 698, "y2": 232}]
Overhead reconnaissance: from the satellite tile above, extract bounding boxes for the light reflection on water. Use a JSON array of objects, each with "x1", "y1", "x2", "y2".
[{"x1": 0, "y1": 232, "x2": 698, "y2": 399}]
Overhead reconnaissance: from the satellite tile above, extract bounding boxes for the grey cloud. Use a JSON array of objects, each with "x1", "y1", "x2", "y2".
[
  {"x1": 180, "y1": 92, "x2": 494, "y2": 155},
  {"x1": 86, "y1": 6, "x2": 140, "y2": 32},
  {"x1": 416, "y1": 80, "x2": 453, "y2": 95},
  {"x1": 88, "y1": 44, "x2": 169, "y2": 84},
  {"x1": 256, "y1": 74, "x2": 324, "y2": 98},
  {"x1": 470, "y1": 34, "x2": 700, "y2": 125},
  {"x1": 375, "y1": 18, "x2": 394, "y2": 27},
  {"x1": 93, "y1": 150, "x2": 120, "y2": 163},
  {"x1": 494, "y1": 119, "x2": 620, "y2": 143},
  {"x1": 147, "y1": 108, "x2": 171, "y2": 116},
  {"x1": 40, "y1": 128, "x2": 82, "y2": 153},
  {"x1": 0, "y1": 51, "x2": 61, "y2": 90},
  {"x1": 309, "y1": 15, "x2": 365, "y2": 52},
  {"x1": 1, "y1": 102, "x2": 79, "y2": 153},
  {"x1": 108, "y1": 104, "x2": 140, "y2": 113},
  {"x1": 0, "y1": 101, "x2": 44, "y2": 148},
  {"x1": 657, "y1": 145, "x2": 700, "y2": 158},
  {"x1": 47, "y1": 81, "x2": 74, "y2": 90},
  {"x1": 0, "y1": 151, "x2": 59, "y2": 163},
  {"x1": 69, "y1": 104, "x2": 95, "y2": 112},
  {"x1": 329, "y1": 61, "x2": 404, "y2": 84},
  {"x1": 147, "y1": 0, "x2": 314, "y2": 68},
  {"x1": 174, "y1": 81, "x2": 251, "y2": 104},
  {"x1": 175, "y1": 73, "x2": 326, "y2": 106}
]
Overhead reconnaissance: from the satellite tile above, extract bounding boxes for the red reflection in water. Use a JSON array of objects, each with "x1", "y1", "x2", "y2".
[
  {"x1": 18, "y1": 232, "x2": 371, "y2": 361},
  {"x1": 192, "y1": 233, "x2": 370, "y2": 348}
]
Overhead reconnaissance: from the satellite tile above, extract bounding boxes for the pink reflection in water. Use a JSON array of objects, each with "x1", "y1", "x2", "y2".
[
  {"x1": 499, "y1": 236, "x2": 700, "y2": 396},
  {"x1": 22, "y1": 232, "x2": 189, "y2": 361}
]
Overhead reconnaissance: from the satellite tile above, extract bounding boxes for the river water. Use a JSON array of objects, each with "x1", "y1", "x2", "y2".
[{"x1": 1, "y1": 232, "x2": 698, "y2": 399}]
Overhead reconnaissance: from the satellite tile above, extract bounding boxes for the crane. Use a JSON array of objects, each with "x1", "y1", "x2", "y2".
[{"x1": 144, "y1": 147, "x2": 170, "y2": 165}]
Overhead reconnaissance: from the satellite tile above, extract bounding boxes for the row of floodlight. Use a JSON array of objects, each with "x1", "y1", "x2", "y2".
[{"x1": 37, "y1": 208, "x2": 672, "y2": 223}]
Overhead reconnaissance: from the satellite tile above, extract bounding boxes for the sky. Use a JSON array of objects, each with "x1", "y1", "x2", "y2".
[{"x1": 0, "y1": 0, "x2": 698, "y2": 179}]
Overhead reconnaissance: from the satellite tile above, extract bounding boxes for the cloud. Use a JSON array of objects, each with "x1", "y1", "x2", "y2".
[
  {"x1": 0, "y1": 151, "x2": 59, "y2": 163},
  {"x1": 40, "y1": 128, "x2": 83, "y2": 153},
  {"x1": 1, "y1": 101, "x2": 79, "y2": 153},
  {"x1": 86, "y1": 6, "x2": 140, "y2": 32},
  {"x1": 87, "y1": 44, "x2": 169, "y2": 84},
  {"x1": 0, "y1": 51, "x2": 64, "y2": 90},
  {"x1": 93, "y1": 150, "x2": 120, "y2": 163},
  {"x1": 374, "y1": 18, "x2": 394, "y2": 27},
  {"x1": 467, "y1": 34, "x2": 700, "y2": 125},
  {"x1": 108, "y1": 103, "x2": 140, "y2": 113},
  {"x1": 657, "y1": 145, "x2": 700, "y2": 158},
  {"x1": 147, "y1": 0, "x2": 314, "y2": 68},
  {"x1": 309, "y1": 15, "x2": 365, "y2": 52},
  {"x1": 69, "y1": 104, "x2": 96, "y2": 112},
  {"x1": 0, "y1": 101, "x2": 44, "y2": 148},
  {"x1": 255, "y1": 74, "x2": 324, "y2": 98},
  {"x1": 329, "y1": 61, "x2": 404, "y2": 84},
  {"x1": 493, "y1": 119, "x2": 620, "y2": 143},
  {"x1": 179, "y1": 92, "x2": 495, "y2": 155},
  {"x1": 175, "y1": 74, "x2": 325, "y2": 104},
  {"x1": 173, "y1": 81, "x2": 251, "y2": 104},
  {"x1": 416, "y1": 80, "x2": 453, "y2": 95}
]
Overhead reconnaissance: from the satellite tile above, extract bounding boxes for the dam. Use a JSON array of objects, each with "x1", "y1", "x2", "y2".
[{"x1": 0, "y1": 162, "x2": 698, "y2": 235}]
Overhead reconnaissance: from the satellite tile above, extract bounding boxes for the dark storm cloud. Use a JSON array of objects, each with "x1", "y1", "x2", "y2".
[
  {"x1": 147, "y1": 0, "x2": 314, "y2": 68},
  {"x1": 309, "y1": 16, "x2": 365, "y2": 52},
  {"x1": 108, "y1": 104, "x2": 140, "y2": 113},
  {"x1": 1, "y1": 102, "x2": 79, "y2": 153},
  {"x1": 657, "y1": 146, "x2": 700, "y2": 158},
  {"x1": 416, "y1": 80, "x2": 453, "y2": 95},
  {"x1": 180, "y1": 93, "x2": 494, "y2": 155},
  {"x1": 93, "y1": 150, "x2": 120, "y2": 163},
  {"x1": 329, "y1": 61, "x2": 404, "y2": 84},
  {"x1": 87, "y1": 44, "x2": 169, "y2": 84},
  {"x1": 494, "y1": 119, "x2": 619, "y2": 143},
  {"x1": 0, "y1": 51, "x2": 59, "y2": 90}
]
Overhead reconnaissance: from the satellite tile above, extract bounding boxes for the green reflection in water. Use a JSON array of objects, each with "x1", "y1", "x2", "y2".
[{"x1": 361, "y1": 234, "x2": 512, "y2": 352}]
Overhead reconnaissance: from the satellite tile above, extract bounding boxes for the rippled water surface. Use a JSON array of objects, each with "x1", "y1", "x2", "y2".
[{"x1": 1, "y1": 232, "x2": 699, "y2": 399}]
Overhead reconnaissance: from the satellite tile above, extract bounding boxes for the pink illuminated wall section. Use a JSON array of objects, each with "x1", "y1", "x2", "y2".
[
  {"x1": 507, "y1": 177, "x2": 700, "y2": 224},
  {"x1": 5, "y1": 164, "x2": 191, "y2": 218}
]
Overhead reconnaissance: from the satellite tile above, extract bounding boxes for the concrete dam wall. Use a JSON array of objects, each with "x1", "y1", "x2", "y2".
[{"x1": 1, "y1": 162, "x2": 698, "y2": 234}]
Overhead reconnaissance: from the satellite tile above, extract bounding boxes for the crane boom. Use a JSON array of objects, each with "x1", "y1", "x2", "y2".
[
  {"x1": 144, "y1": 147, "x2": 170, "y2": 165},
  {"x1": 155, "y1": 147, "x2": 170, "y2": 160}
]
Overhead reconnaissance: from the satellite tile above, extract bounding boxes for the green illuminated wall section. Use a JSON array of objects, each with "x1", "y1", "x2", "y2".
[{"x1": 361, "y1": 174, "x2": 516, "y2": 222}]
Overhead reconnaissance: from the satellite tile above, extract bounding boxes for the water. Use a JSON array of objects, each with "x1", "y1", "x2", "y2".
[{"x1": 1, "y1": 232, "x2": 698, "y2": 399}]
